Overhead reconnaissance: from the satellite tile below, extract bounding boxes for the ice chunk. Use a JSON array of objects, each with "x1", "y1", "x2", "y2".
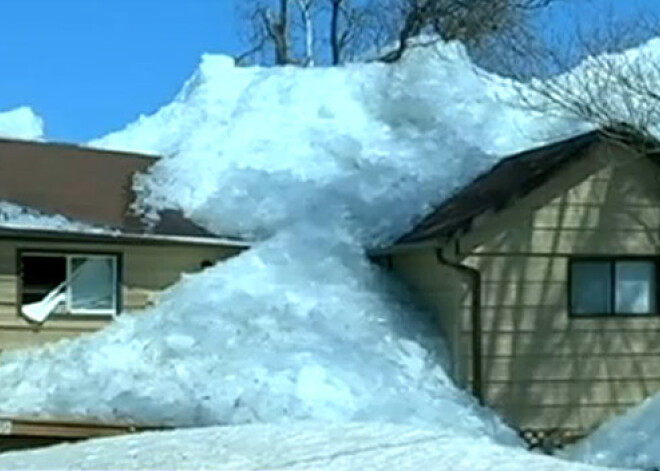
[{"x1": 0, "y1": 106, "x2": 44, "y2": 140}]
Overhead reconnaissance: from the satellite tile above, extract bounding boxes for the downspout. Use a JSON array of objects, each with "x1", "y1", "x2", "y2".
[{"x1": 436, "y1": 244, "x2": 484, "y2": 405}]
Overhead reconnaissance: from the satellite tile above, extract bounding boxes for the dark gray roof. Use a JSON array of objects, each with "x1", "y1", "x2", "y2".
[{"x1": 396, "y1": 131, "x2": 604, "y2": 245}]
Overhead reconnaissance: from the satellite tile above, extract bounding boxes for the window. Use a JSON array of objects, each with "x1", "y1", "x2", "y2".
[
  {"x1": 570, "y1": 258, "x2": 657, "y2": 316},
  {"x1": 19, "y1": 252, "x2": 120, "y2": 322}
]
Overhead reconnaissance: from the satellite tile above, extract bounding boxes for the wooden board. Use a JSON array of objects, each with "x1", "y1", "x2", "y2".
[{"x1": 0, "y1": 416, "x2": 159, "y2": 438}]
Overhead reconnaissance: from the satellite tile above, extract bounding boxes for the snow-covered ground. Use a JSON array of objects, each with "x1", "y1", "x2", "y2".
[
  {"x1": 0, "y1": 423, "x2": 613, "y2": 471},
  {"x1": 564, "y1": 395, "x2": 660, "y2": 469}
]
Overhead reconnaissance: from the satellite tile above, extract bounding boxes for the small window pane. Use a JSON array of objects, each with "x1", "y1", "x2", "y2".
[
  {"x1": 69, "y1": 257, "x2": 116, "y2": 312},
  {"x1": 615, "y1": 261, "x2": 656, "y2": 314},
  {"x1": 571, "y1": 262, "x2": 612, "y2": 315}
]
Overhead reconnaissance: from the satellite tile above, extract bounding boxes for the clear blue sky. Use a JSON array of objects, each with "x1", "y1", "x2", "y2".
[
  {"x1": 0, "y1": 0, "x2": 658, "y2": 143},
  {"x1": 0, "y1": 0, "x2": 245, "y2": 142}
]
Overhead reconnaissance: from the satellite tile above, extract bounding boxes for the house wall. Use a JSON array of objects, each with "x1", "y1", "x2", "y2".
[
  {"x1": 0, "y1": 239, "x2": 242, "y2": 352},
  {"x1": 388, "y1": 250, "x2": 470, "y2": 385},
  {"x1": 388, "y1": 141, "x2": 660, "y2": 435},
  {"x1": 458, "y1": 143, "x2": 660, "y2": 433}
]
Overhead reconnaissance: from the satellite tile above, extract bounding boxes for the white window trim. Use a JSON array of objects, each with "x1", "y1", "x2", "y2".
[{"x1": 21, "y1": 252, "x2": 120, "y2": 317}]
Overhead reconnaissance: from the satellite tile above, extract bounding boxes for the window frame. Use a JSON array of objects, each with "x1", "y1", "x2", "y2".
[
  {"x1": 568, "y1": 256, "x2": 660, "y2": 318},
  {"x1": 17, "y1": 249, "x2": 123, "y2": 318}
]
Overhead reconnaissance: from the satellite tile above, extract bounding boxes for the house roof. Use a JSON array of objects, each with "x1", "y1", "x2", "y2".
[
  {"x1": 395, "y1": 130, "x2": 606, "y2": 247},
  {"x1": 0, "y1": 138, "x2": 250, "y2": 247},
  {"x1": 0, "y1": 137, "x2": 154, "y2": 229},
  {"x1": 0, "y1": 224, "x2": 250, "y2": 249}
]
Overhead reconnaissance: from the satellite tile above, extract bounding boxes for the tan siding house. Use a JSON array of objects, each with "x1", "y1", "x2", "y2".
[
  {"x1": 0, "y1": 233, "x2": 245, "y2": 351},
  {"x1": 0, "y1": 138, "x2": 249, "y2": 353},
  {"x1": 377, "y1": 130, "x2": 660, "y2": 441}
]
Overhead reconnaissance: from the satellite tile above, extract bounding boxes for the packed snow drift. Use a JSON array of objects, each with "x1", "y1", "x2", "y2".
[
  {"x1": 565, "y1": 394, "x2": 660, "y2": 469},
  {"x1": 0, "y1": 40, "x2": 590, "y2": 445},
  {"x1": 0, "y1": 423, "x2": 610, "y2": 471}
]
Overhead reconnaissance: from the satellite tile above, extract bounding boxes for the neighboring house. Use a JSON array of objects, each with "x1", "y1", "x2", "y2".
[
  {"x1": 375, "y1": 130, "x2": 660, "y2": 442},
  {"x1": 0, "y1": 138, "x2": 248, "y2": 352}
]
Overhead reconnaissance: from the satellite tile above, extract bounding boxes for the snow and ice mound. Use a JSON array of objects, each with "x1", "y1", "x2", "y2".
[
  {"x1": 0, "y1": 423, "x2": 607, "y2": 471},
  {"x1": 0, "y1": 201, "x2": 116, "y2": 234},
  {"x1": 0, "y1": 41, "x2": 589, "y2": 442},
  {"x1": 565, "y1": 394, "x2": 660, "y2": 469},
  {"x1": 0, "y1": 228, "x2": 517, "y2": 444},
  {"x1": 93, "y1": 42, "x2": 586, "y2": 242},
  {"x1": 0, "y1": 107, "x2": 44, "y2": 140}
]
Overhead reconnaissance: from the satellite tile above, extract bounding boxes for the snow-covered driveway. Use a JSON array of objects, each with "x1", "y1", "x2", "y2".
[{"x1": 0, "y1": 423, "x2": 616, "y2": 471}]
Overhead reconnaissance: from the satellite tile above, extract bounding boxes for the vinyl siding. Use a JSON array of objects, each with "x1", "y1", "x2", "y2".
[
  {"x1": 388, "y1": 249, "x2": 470, "y2": 385},
  {"x1": 459, "y1": 147, "x2": 660, "y2": 433},
  {"x1": 387, "y1": 143, "x2": 660, "y2": 434}
]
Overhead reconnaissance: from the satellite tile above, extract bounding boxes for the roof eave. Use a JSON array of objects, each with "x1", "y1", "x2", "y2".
[{"x1": 0, "y1": 226, "x2": 252, "y2": 249}]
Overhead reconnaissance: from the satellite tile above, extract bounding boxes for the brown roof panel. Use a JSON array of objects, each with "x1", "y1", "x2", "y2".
[
  {"x1": 0, "y1": 138, "x2": 248, "y2": 244},
  {"x1": 0, "y1": 138, "x2": 155, "y2": 229}
]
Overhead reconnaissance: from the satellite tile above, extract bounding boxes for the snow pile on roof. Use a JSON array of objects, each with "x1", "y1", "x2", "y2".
[
  {"x1": 0, "y1": 423, "x2": 607, "y2": 471},
  {"x1": 0, "y1": 41, "x2": 591, "y2": 444},
  {"x1": 526, "y1": 37, "x2": 660, "y2": 138},
  {"x1": 0, "y1": 201, "x2": 115, "y2": 234},
  {"x1": 92, "y1": 43, "x2": 587, "y2": 242},
  {"x1": 0, "y1": 106, "x2": 44, "y2": 140},
  {"x1": 564, "y1": 395, "x2": 660, "y2": 469}
]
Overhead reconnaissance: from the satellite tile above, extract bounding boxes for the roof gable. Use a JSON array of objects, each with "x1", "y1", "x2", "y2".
[{"x1": 396, "y1": 131, "x2": 616, "y2": 247}]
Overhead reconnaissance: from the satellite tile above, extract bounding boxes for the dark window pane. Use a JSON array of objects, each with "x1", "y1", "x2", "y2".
[
  {"x1": 21, "y1": 255, "x2": 66, "y2": 300},
  {"x1": 571, "y1": 261, "x2": 612, "y2": 315}
]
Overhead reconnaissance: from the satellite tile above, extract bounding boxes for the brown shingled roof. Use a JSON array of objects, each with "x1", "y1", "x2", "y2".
[{"x1": 397, "y1": 130, "x2": 604, "y2": 245}]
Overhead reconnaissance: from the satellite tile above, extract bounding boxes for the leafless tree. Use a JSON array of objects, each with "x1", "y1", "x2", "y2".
[
  {"x1": 326, "y1": 0, "x2": 383, "y2": 64},
  {"x1": 296, "y1": 0, "x2": 316, "y2": 66},
  {"x1": 238, "y1": 0, "x2": 556, "y2": 66},
  {"x1": 379, "y1": 0, "x2": 556, "y2": 62},
  {"x1": 237, "y1": 0, "x2": 293, "y2": 65},
  {"x1": 501, "y1": 12, "x2": 660, "y2": 148}
]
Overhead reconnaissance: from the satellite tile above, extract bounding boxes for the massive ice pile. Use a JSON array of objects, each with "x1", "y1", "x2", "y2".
[
  {"x1": 0, "y1": 41, "x2": 588, "y2": 444},
  {"x1": 0, "y1": 229, "x2": 516, "y2": 442},
  {"x1": 0, "y1": 107, "x2": 44, "y2": 140},
  {"x1": 92, "y1": 44, "x2": 586, "y2": 242}
]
